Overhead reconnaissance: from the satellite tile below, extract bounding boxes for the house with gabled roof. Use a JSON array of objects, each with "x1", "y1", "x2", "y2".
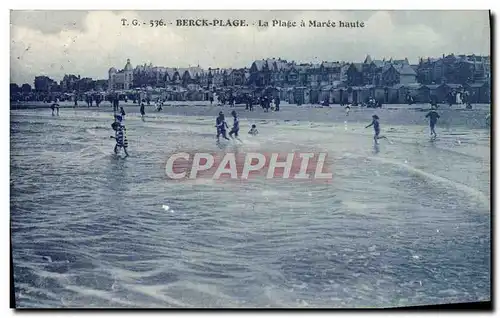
[
  {"x1": 285, "y1": 62, "x2": 299, "y2": 86},
  {"x1": 346, "y1": 63, "x2": 363, "y2": 86},
  {"x1": 381, "y1": 63, "x2": 417, "y2": 86},
  {"x1": 171, "y1": 68, "x2": 184, "y2": 85},
  {"x1": 265, "y1": 58, "x2": 279, "y2": 72},
  {"x1": 396, "y1": 64, "x2": 418, "y2": 84},
  {"x1": 270, "y1": 59, "x2": 289, "y2": 86},
  {"x1": 180, "y1": 67, "x2": 204, "y2": 88},
  {"x1": 226, "y1": 68, "x2": 247, "y2": 86},
  {"x1": 361, "y1": 56, "x2": 387, "y2": 86},
  {"x1": 249, "y1": 59, "x2": 272, "y2": 86},
  {"x1": 320, "y1": 61, "x2": 342, "y2": 84}
]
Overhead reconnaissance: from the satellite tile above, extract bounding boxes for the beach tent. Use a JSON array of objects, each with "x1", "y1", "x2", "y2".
[
  {"x1": 388, "y1": 84, "x2": 407, "y2": 104},
  {"x1": 358, "y1": 85, "x2": 376, "y2": 104},
  {"x1": 405, "y1": 83, "x2": 431, "y2": 103}
]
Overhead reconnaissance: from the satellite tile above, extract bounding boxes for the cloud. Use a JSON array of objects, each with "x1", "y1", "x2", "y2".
[{"x1": 10, "y1": 10, "x2": 490, "y2": 85}]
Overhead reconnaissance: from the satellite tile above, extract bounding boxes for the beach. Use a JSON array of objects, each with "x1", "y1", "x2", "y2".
[{"x1": 10, "y1": 104, "x2": 491, "y2": 308}]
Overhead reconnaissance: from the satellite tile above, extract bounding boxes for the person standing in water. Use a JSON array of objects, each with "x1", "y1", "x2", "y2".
[
  {"x1": 229, "y1": 110, "x2": 241, "y2": 141},
  {"x1": 111, "y1": 115, "x2": 129, "y2": 157},
  {"x1": 113, "y1": 96, "x2": 119, "y2": 113},
  {"x1": 248, "y1": 95, "x2": 254, "y2": 111},
  {"x1": 140, "y1": 102, "x2": 146, "y2": 121},
  {"x1": 425, "y1": 105, "x2": 440, "y2": 139},
  {"x1": 115, "y1": 124, "x2": 129, "y2": 157},
  {"x1": 365, "y1": 114, "x2": 387, "y2": 144},
  {"x1": 51, "y1": 98, "x2": 60, "y2": 116},
  {"x1": 275, "y1": 96, "x2": 281, "y2": 112},
  {"x1": 50, "y1": 103, "x2": 56, "y2": 116},
  {"x1": 216, "y1": 111, "x2": 229, "y2": 142}
]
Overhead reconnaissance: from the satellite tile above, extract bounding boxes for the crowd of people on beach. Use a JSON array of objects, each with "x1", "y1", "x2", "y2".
[
  {"x1": 66, "y1": 92, "x2": 447, "y2": 157},
  {"x1": 207, "y1": 92, "x2": 281, "y2": 113},
  {"x1": 109, "y1": 102, "x2": 262, "y2": 156},
  {"x1": 44, "y1": 91, "x2": 450, "y2": 157},
  {"x1": 106, "y1": 99, "x2": 444, "y2": 157},
  {"x1": 212, "y1": 102, "x2": 441, "y2": 150}
]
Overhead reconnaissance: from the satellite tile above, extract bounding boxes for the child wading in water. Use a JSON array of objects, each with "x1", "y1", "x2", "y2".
[
  {"x1": 345, "y1": 104, "x2": 351, "y2": 116},
  {"x1": 365, "y1": 114, "x2": 387, "y2": 144},
  {"x1": 248, "y1": 124, "x2": 259, "y2": 136},
  {"x1": 229, "y1": 110, "x2": 241, "y2": 141}
]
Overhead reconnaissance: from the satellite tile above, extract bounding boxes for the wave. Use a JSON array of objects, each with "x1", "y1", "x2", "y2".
[{"x1": 344, "y1": 153, "x2": 489, "y2": 207}]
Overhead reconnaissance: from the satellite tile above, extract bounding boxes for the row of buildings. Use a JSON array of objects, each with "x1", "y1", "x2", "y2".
[
  {"x1": 107, "y1": 54, "x2": 490, "y2": 91},
  {"x1": 11, "y1": 53, "x2": 491, "y2": 104},
  {"x1": 105, "y1": 54, "x2": 490, "y2": 103}
]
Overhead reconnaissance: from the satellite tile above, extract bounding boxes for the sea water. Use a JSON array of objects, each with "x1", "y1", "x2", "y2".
[{"x1": 10, "y1": 108, "x2": 490, "y2": 308}]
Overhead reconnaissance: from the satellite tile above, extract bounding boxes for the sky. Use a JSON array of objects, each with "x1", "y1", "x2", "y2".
[{"x1": 10, "y1": 10, "x2": 491, "y2": 85}]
